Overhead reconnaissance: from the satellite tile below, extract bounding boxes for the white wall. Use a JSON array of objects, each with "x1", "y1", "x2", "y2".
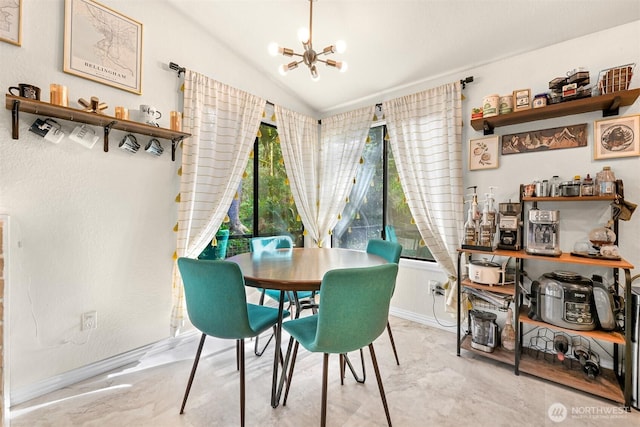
[
  {"x1": 0, "y1": 0, "x2": 306, "y2": 396},
  {"x1": 386, "y1": 21, "x2": 640, "y2": 326},
  {"x1": 1, "y1": 0, "x2": 638, "y2": 401}
]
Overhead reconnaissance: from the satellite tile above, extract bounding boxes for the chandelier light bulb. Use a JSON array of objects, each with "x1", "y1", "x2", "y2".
[
  {"x1": 297, "y1": 27, "x2": 310, "y2": 43},
  {"x1": 278, "y1": 64, "x2": 289, "y2": 76},
  {"x1": 339, "y1": 61, "x2": 348, "y2": 73},
  {"x1": 268, "y1": 42, "x2": 280, "y2": 57},
  {"x1": 335, "y1": 40, "x2": 347, "y2": 54}
]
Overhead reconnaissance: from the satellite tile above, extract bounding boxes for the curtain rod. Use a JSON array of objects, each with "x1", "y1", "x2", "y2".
[{"x1": 168, "y1": 63, "x2": 473, "y2": 107}]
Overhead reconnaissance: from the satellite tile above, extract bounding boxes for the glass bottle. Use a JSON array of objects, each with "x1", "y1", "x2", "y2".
[
  {"x1": 598, "y1": 166, "x2": 616, "y2": 195},
  {"x1": 464, "y1": 207, "x2": 477, "y2": 246},
  {"x1": 501, "y1": 307, "x2": 516, "y2": 351},
  {"x1": 581, "y1": 174, "x2": 594, "y2": 196}
]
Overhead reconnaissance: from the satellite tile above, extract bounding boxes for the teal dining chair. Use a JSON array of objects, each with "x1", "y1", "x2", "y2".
[
  {"x1": 341, "y1": 239, "x2": 402, "y2": 384},
  {"x1": 281, "y1": 263, "x2": 399, "y2": 427},
  {"x1": 177, "y1": 258, "x2": 289, "y2": 426},
  {"x1": 250, "y1": 235, "x2": 316, "y2": 356}
]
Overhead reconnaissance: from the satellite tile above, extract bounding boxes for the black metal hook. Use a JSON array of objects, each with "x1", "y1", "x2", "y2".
[{"x1": 169, "y1": 62, "x2": 186, "y2": 77}]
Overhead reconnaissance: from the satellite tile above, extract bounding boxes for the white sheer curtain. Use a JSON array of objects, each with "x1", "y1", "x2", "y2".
[
  {"x1": 170, "y1": 70, "x2": 265, "y2": 334},
  {"x1": 383, "y1": 82, "x2": 463, "y2": 313},
  {"x1": 273, "y1": 106, "x2": 321, "y2": 244},
  {"x1": 276, "y1": 105, "x2": 374, "y2": 247}
]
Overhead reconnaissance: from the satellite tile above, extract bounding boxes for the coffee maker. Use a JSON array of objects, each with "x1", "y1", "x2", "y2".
[
  {"x1": 526, "y1": 209, "x2": 561, "y2": 256},
  {"x1": 470, "y1": 309, "x2": 498, "y2": 353},
  {"x1": 497, "y1": 202, "x2": 521, "y2": 250}
]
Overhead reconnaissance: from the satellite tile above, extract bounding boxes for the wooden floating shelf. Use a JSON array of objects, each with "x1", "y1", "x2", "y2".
[
  {"x1": 471, "y1": 88, "x2": 640, "y2": 134},
  {"x1": 6, "y1": 94, "x2": 190, "y2": 161}
]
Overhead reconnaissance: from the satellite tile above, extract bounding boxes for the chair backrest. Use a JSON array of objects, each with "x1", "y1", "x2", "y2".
[
  {"x1": 367, "y1": 239, "x2": 402, "y2": 264},
  {"x1": 312, "y1": 264, "x2": 399, "y2": 354},
  {"x1": 384, "y1": 225, "x2": 398, "y2": 243},
  {"x1": 250, "y1": 235, "x2": 293, "y2": 253},
  {"x1": 177, "y1": 258, "x2": 255, "y2": 339}
]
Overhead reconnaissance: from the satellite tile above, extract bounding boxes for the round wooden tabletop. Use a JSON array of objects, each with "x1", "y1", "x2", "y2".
[{"x1": 227, "y1": 247, "x2": 387, "y2": 291}]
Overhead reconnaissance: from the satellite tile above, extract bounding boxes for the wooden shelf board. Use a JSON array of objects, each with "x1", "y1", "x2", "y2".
[
  {"x1": 522, "y1": 195, "x2": 616, "y2": 202},
  {"x1": 518, "y1": 307, "x2": 626, "y2": 344},
  {"x1": 459, "y1": 248, "x2": 633, "y2": 270},
  {"x1": 518, "y1": 352, "x2": 624, "y2": 404},
  {"x1": 460, "y1": 334, "x2": 516, "y2": 366},
  {"x1": 461, "y1": 278, "x2": 515, "y2": 296},
  {"x1": 6, "y1": 95, "x2": 190, "y2": 141},
  {"x1": 470, "y1": 88, "x2": 640, "y2": 131}
]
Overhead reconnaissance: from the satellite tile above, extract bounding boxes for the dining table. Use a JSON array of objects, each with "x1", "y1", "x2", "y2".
[{"x1": 226, "y1": 247, "x2": 388, "y2": 407}]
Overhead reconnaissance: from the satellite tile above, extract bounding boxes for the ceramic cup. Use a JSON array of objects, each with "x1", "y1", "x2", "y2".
[
  {"x1": 140, "y1": 105, "x2": 162, "y2": 127},
  {"x1": 9, "y1": 83, "x2": 41, "y2": 100}
]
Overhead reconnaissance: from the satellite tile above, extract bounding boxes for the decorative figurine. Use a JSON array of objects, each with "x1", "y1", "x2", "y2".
[{"x1": 78, "y1": 96, "x2": 108, "y2": 114}]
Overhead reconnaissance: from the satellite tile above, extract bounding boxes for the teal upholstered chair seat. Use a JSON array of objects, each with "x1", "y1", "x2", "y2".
[
  {"x1": 177, "y1": 258, "x2": 289, "y2": 426},
  {"x1": 281, "y1": 263, "x2": 399, "y2": 427}
]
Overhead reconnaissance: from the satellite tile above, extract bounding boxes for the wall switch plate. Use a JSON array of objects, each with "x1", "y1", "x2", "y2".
[{"x1": 82, "y1": 310, "x2": 97, "y2": 331}]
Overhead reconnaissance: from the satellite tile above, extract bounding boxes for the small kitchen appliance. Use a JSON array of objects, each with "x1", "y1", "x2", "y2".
[
  {"x1": 528, "y1": 271, "x2": 596, "y2": 331},
  {"x1": 526, "y1": 209, "x2": 561, "y2": 256},
  {"x1": 470, "y1": 309, "x2": 499, "y2": 352},
  {"x1": 497, "y1": 202, "x2": 521, "y2": 250}
]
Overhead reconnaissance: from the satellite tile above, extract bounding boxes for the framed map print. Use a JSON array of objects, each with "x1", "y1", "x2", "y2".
[
  {"x1": 64, "y1": 0, "x2": 143, "y2": 94},
  {"x1": 0, "y1": 0, "x2": 22, "y2": 46}
]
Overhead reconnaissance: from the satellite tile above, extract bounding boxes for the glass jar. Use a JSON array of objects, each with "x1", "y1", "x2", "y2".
[
  {"x1": 597, "y1": 166, "x2": 616, "y2": 195},
  {"x1": 581, "y1": 174, "x2": 594, "y2": 196},
  {"x1": 549, "y1": 175, "x2": 562, "y2": 197}
]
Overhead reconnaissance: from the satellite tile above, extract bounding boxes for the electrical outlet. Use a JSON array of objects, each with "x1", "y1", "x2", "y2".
[
  {"x1": 428, "y1": 280, "x2": 439, "y2": 293},
  {"x1": 82, "y1": 310, "x2": 98, "y2": 331}
]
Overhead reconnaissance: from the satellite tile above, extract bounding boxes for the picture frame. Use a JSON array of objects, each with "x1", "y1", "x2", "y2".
[
  {"x1": 469, "y1": 136, "x2": 499, "y2": 171},
  {"x1": 0, "y1": 0, "x2": 22, "y2": 46},
  {"x1": 593, "y1": 115, "x2": 640, "y2": 160},
  {"x1": 64, "y1": 0, "x2": 143, "y2": 94},
  {"x1": 502, "y1": 123, "x2": 587, "y2": 155},
  {"x1": 513, "y1": 89, "x2": 531, "y2": 111}
]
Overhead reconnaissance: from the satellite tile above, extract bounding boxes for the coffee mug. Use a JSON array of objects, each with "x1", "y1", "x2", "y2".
[
  {"x1": 9, "y1": 83, "x2": 41, "y2": 100},
  {"x1": 145, "y1": 138, "x2": 164, "y2": 156},
  {"x1": 29, "y1": 118, "x2": 64, "y2": 143},
  {"x1": 140, "y1": 105, "x2": 162, "y2": 126},
  {"x1": 114, "y1": 106, "x2": 129, "y2": 120},
  {"x1": 69, "y1": 124, "x2": 99, "y2": 149},
  {"x1": 119, "y1": 134, "x2": 140, "y2": 153},
  {"x1": 49, "y1": 84, "x2": 68, "y2": 106}
]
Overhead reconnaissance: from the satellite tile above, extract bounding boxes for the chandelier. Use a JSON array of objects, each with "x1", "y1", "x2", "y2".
[{"x1": 268, "y1": 0, "x2": 347, "y2": 81}]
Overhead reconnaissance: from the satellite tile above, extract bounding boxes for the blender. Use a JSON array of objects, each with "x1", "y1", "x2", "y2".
[{"x1": 470, "y1": 309, "x2": 499, "y2": 353}]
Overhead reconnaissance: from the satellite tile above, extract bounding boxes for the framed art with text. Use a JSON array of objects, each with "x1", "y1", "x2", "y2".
[
  {"x1": 0, "y1": 0, "x2": 22, "y2": 46},
  {"x1": 594, "y1": 115, "x2": 640, "y2": 160},
  {"x1": 64, "y1": 0, "x2": 143, "y2": 94}
]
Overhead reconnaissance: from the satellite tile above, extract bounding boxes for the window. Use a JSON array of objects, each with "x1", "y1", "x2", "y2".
[
  {"x1": 223, "y1": 123, "x2": 303, "y2": 257},
  {"x1": 333, "y1": 125, "x2": 434, "y2": 261}
]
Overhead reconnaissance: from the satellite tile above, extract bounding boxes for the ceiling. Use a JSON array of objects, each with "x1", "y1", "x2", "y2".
[{"x1": 167, "y1": 0, "x2": 640, "y2": 115}]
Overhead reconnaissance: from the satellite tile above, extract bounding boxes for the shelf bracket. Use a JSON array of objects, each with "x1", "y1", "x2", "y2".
[
  {"x1": 171, "y1": 136, "x2": 184, "y2": 162},
  {"x1": 103, "y1": 121, "x2": 117, "y2": 152},
  {"x1": 602, "y1": 95, "x2": 622, "y2": 117},
  {"x1": 482, "y1": 120, "x2": 494, "y2": 135},
  {"x1": 11, "y1": 99, "x2": 20, "y2": 139}
]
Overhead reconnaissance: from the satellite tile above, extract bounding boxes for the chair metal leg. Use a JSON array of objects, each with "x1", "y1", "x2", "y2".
[
  {"x1": 180, "y1": 333, "x2": 207, "y2": 414},
  {"x1": 343, "y1": 348, "x2": 366, "y2": 383},
  {"x1": 236, "y1": 340, "x2": 240, "y2": 371},
  {"x1": 282, "y1": 338, "x2": 299, "y2": 406},
  {"x1": 339, "y1": 354, "x2": 345, "y2": 385},
  {"x1": 239, "y1": 339, "x2": 245, "y2": 427},
  {"x1": 254, "y1": 325, "x2": 275, "y2": 356},
  {"x1": 369, "y1": 343, "x2": 392, "y2": 426},
  {"x1": 321, "y1": 353, "x2": 329, "y2": 427},
  {"x1": 386, "y1": 321, "x2": 400, "y2": 365}
]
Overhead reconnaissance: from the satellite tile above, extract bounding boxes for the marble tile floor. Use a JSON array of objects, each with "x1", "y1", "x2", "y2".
[{"x1": 9, "y1": 318, "x2": 640, "y2": 427}]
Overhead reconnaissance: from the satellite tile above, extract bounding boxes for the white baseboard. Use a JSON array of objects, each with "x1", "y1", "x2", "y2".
[
  {"x1": 389, "y1": 306, "x2": 457, "y2": 333},
  {"x1": 10, "y1": 330, "x2": 199, "y2": 407}
]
